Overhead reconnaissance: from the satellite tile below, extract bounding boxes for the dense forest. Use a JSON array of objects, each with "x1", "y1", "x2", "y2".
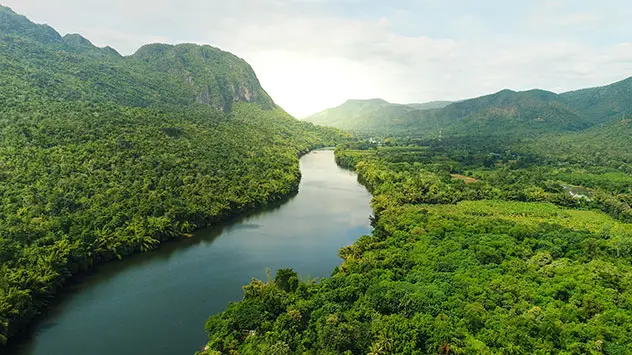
[
  {"x1": 200, "y1": 135, "x2": 632, "y2": 354},
  {"x1": 3, "y1": 4, "x2": 632, "y2": 354},
  {"x1": 0, "y1": 6, "x2": 346, "y2": 346}
]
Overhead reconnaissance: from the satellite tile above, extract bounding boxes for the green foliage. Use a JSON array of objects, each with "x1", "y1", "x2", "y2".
[
  {"x1": 201, "y1": 200, "x2": 632, "y2": 354},
  {"x1": 0, "y1": 101, "x2": 340, "y2": 346},
  {"x1": 305, "y1": 99, "x2": 449, "y2": 136},
  {"x1": 520, "y1": 119, "x2": 632, "y2": 173},
  {"x1": 274, "y1": 269, "x2": 299, "y2": 293},
  {"x1": 0, "y1": 5, "x2": 349, "y2": 345},
  {"x1": 306, "y1": 79, "x2": 632, "y2": 139},
  {"x1": 202, "y1": 140, "x2": 632, "y2": 354}
]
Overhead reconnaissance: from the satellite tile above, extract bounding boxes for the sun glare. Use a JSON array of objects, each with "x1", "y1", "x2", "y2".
[{"x1": 248, "y1": 51, "x2": 378, "y2": 118}]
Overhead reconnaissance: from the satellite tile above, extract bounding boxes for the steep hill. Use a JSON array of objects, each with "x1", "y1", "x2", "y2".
[
  {"x1": 0, "y1": 5, "x2": 61, "y2": 44},
  {"x1": 306, "y1": 78, "x2": 632, "y2": 137},
  {"x1": 130, "y1": 43, "x2": 275, "y2": 111},
  {"x1": 0, "y1": 5, "x2": 344, "y2": 346},
  {"x1": 0, "y1": 5, "x2": 272, "y2": 112}
]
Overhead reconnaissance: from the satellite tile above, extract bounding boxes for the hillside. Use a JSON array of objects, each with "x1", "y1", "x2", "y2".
[
  {"x1": 434, "y1": 89, "x2": 587, "y2": 136},
  {"x1": 405, "y1": 101, "x2": 453, "y2": 110},
  {"x1": 306, "y1": 79, "x2": 632, "y2": 137},
  {"x1": 0, "y1": 6, "x2": 344, "y2": 346},
  {"x1": 0, "y1": 5, "x2": 273, "y2": 112},
  {"x1": 560, "y1": 76, "x2": 632, "y2": 124},
  {"x1": 305, "y1": 99, "x2": 445, "y2": 135},
  {"x1": 521, "y1": 117, "x2": 632, "y2": 169}
]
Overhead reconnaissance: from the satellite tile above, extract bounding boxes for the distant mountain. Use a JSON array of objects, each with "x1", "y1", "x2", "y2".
[
  {"x1": 306, "y1": 78, "x2": 632, "y2": 137},
  {"x1": 431, "y1": 89, "x2": 587, "y2": 136},
  {"x1": 305, "y1": 99, "x2": 449, "y2": 134},
  {"x1": 405, "y1": 101, "x2": 453, "y2": 110}
]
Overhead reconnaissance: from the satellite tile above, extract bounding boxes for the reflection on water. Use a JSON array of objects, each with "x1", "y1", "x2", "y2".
[
  {"x1": 9, "y1": 150, "x2": 373, "y2": 355},
  {"x1": 562, "y1": 184, "x2": 593, "y2": 200}
]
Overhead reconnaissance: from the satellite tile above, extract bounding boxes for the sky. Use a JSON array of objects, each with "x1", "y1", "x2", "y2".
[{"x1": 4, "y1": 0, "x2": 632, "y2": 117}]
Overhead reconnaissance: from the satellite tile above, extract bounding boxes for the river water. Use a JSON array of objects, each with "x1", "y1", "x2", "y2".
[{"x1": 9, "y1": 150, "x2": 372, "y2": 355}]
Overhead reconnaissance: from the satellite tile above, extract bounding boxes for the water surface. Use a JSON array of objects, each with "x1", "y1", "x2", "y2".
[{"x1": 10, "y1": 150, "x2": 372, "y2": 355}]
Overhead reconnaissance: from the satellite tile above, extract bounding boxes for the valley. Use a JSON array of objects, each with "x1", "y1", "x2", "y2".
[
  {"x1": 1, "y1": 3, "x2": 632, "y2": 355},
  {"x1": 0, "y1": 5, "x2": 346, "y2": 347},
  {"x1": 7, "y1": 151, "x2": 372, "y2": 355}
]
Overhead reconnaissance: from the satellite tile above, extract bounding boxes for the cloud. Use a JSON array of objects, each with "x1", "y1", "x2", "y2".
[
  {"x1": 531, "y1": 0, "x2": 604, "y2": 28},
  {"x1": 3, "y1": 0, "x2": 632, "y2": 117}
]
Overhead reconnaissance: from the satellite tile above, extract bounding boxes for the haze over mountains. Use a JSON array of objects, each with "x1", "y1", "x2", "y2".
[
  {"x1": 3, "y1": 2, "x2": 632, "y2": 354},
  {"x1": 306, "y1": 78, "x2": 632, "y2": 137},
  {"x1": 304, "y1": 99, "x2": 451, "y2": 133}
]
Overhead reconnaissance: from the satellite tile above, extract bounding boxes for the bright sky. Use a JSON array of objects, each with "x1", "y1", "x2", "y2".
[{"x1": 4, "y1": 0, "x2": 632, "y2": 117}]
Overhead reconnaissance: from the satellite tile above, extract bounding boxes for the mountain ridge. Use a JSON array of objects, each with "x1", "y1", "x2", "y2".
[
  {"x1": 406, "y1": 100, "x2": 454, "y2": 110},
  {"x1": 0, "y1": 4, "x2": 273, "y2": 112},
  {"x1": 304, "y1": 99, "x2": 451, "y2": 132},
  {"x1": 61, "y1": 33, "x2": 122, "y2": 57},
  {"x1": 305, "y1": 78, "x2": 632, "y2": 137},
  {"x1": 0, "y1": 5, "x2": 62, "y2": 45}
]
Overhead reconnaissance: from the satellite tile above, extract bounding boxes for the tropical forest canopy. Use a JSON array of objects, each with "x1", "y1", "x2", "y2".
[
  {"x1": 201, "y1": 135, "x2": 632, "y2": 354},
  {"x1": 0, "y1": 5, "x2": 346, "y2": 346},
  {"x1": 2, "y1": 4, "x2": 632, "y2": 355},
  {"x1": 203, "y1": 39, "x2": 632, "y2": 354}
]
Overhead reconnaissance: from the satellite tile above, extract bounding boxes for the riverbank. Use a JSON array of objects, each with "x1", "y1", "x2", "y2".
[
  {"x1": 199, "y1": 145, "x2": 632, "y2": 354},
  {"x1": 2, "y1": 143, "x2": 325, "y2": 348},
  {"x1": 8, "y1": 150, "x2": 373, "y2": 355}
]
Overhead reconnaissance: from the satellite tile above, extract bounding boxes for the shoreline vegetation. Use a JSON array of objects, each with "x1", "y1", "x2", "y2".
[
  {"x1": 3, "y1": 5, "x2": 632, "y2": 354},
  {"x1": 0, "y1": 5, "x2": 349, "y2": 346},
  {"x1": 0, "y1": 101, "x2": 346, "y2": 346},
  {"x1": 5, "y1": 148, "x2": 328, "y2": 349},
  {"x1": 199, "y1": 141, "x2": 632, "y2": 354}
]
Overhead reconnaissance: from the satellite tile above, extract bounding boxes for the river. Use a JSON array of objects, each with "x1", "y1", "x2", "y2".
[{"x1": 8, "y1": 150, "x2": 372, "y2": 355}]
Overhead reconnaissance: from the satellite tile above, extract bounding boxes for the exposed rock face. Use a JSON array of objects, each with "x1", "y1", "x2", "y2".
[
  {"x1": 0, "y1": 5, "x2": 275, "y2": 113},
  {"x1": 196, "y1": 86, "x2": 211, "y2": 105},
  {"x1": 132, "y1": 43, "x2": 275, "y2": 112}
]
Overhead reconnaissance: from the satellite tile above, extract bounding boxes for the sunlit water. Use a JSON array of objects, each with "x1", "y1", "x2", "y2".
[{"x1": 8, "y1": 150, "x2": 372, "y2": 355}]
